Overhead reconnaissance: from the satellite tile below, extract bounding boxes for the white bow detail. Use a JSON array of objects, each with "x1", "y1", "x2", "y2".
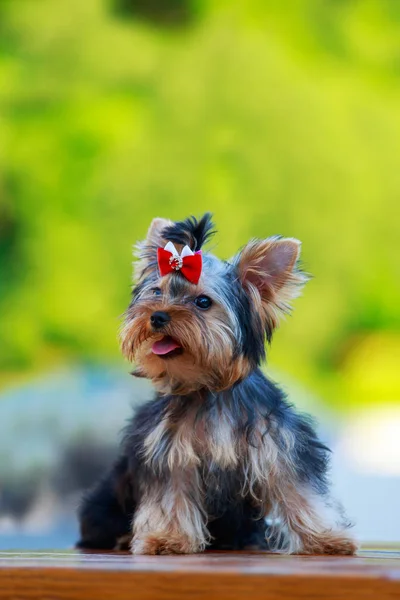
[{"x1": 164, "y1": 241, "x2": 194, "y2": 258}]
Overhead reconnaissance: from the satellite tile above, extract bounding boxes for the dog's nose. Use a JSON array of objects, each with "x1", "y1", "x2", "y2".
[{"x1": 150, "y1": 311, "x2": 170, "y2": 329}]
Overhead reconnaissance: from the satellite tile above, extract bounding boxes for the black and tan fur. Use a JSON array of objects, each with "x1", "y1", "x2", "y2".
[{"x1": 77, "y1": 214, "x2": 357, "y2": 555}]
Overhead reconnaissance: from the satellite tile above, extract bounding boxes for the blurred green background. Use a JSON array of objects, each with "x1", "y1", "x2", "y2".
[{"x1": 1, "y1": 0, "x2": 399, "y2": 412}]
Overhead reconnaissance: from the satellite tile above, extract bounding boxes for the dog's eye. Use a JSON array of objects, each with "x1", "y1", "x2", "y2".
[
  {"x1": 194, "y1": 295, "x2": 212, "y2": 310},
  {"x1": 152, "y1": 288, "x2": 162, "y2": 297}
]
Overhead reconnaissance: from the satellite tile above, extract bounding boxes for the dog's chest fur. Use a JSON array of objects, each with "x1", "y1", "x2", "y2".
[
  {"x1": 143, "y1": 402, "x2": 238, "y2": 471},
  {"x1": 141, "y1": 395, "x2": 283, "y2": 496}
]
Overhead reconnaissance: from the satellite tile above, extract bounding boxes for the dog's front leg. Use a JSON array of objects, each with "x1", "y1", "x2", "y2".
[
  {"x1": 268, "y1": 476, "x2": 358, "y2": 555},
  {"x1": 131, "y1": 470, "x2": 209, "y2": 555}
]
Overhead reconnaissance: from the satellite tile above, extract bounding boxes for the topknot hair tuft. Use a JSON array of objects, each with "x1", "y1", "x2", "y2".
[{"x1": 161, "y1": 212, "x2": 216, "y2": 251}]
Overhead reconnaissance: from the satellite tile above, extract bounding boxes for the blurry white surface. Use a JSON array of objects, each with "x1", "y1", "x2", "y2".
[
  {"x1": 336, "y1": 408, "x2": 400, "y2": 476},
  {"x1": 332, "y1": 408, "x2": 400, "y2": 543}
]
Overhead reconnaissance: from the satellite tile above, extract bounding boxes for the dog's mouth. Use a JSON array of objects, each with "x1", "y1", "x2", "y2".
[{"x1": 151, "y1": 336, "x2": 183, "y2": 359}]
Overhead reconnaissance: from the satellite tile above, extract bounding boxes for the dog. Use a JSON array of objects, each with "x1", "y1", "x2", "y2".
[{"x1": 77, "y1": 213, "x2": 357, "y2": 555}]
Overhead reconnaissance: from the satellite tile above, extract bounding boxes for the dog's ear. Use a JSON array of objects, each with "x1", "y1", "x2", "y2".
[
  {"x1": 146, "y1": 217, "x2": 173, "y2": 248},
  {"x1": 233, "y1": 237, "x2": 308, "y2": 330},
  {"x1": 134, "y1": 217, "x2": 173, "y2": 281},
  {"x1": 236, "y1": 237, "x2": 301, "y2": 296}
]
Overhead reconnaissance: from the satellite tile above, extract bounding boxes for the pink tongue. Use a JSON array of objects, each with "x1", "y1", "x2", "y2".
[{"x1": 152, "y1": 336, "x2": 181, "y2": 355}]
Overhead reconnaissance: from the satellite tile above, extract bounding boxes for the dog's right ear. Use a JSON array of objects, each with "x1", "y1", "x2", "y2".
[{"x1": 134, "y1": 217, "x2": 173, "y2": 281}]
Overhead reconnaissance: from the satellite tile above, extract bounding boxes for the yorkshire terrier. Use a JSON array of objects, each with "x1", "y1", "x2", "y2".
[{"x1": 77, "y1": 213, "x2": 357, "y2": 555}]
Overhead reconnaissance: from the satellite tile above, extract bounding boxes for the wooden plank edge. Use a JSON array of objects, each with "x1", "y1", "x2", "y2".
[{"x1": 1, "y1": 567, "x2": 400, "y2": 600}]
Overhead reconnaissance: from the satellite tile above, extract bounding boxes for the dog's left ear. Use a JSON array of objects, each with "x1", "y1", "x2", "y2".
[{"x1": 233, "y1": 237, "x2": 308, "y2": 326}]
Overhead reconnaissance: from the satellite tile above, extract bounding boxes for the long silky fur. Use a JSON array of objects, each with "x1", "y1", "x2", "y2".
[{"x1": 77, "y1": 214, "x2": 357, "y2": 556}]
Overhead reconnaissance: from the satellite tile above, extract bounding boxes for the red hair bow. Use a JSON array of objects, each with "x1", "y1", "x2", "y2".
[{"x1": 157, "y1": 242, "x2": 202, "y2": 285}]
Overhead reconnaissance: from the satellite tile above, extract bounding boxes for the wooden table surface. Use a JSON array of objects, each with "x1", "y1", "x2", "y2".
[{"x1": 1, "y1": 548, "x2": 400, "y2": 599}]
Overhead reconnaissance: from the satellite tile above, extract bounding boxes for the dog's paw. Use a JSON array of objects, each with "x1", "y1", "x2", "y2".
[
  {"x1": 301, "y1": 533, "x2": 358, "y2": 556},
  {"x1": 319, "y1": 536, "x2": 358, "y2": 555},
  {"x1": 131, "y1": 533, "x2": 201, "y2": 555}
]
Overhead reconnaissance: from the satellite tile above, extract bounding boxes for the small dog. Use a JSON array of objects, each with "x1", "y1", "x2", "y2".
[{"x1": 77, "y1": 213, "x2": 357, "y2": 555}]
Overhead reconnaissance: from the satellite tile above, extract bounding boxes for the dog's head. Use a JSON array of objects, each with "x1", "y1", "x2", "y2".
[{"x1": 121, "y1": 213, "x2": 308, "y2": 394}]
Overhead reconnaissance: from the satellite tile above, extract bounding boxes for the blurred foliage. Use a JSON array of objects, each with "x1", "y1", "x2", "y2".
[
  {"x1": 113, "y1": 0, "x2": 202, "y2": 26},
  {"x1": 0, "y1": 0, "x2": 399, "y2": 409}
]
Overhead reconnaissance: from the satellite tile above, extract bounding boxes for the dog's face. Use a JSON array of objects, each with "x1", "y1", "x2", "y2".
[{"x1": 120, "y1": 214, "x2": 307, "y2": 394}]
